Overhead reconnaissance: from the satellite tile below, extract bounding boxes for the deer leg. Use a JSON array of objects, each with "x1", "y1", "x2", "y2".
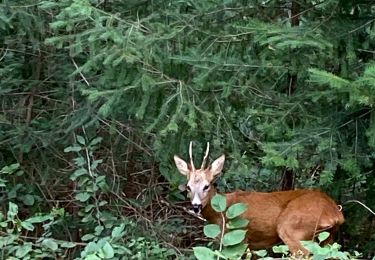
[{"x1": 277, "y1": 225, "x2": 310, "y2": 256}]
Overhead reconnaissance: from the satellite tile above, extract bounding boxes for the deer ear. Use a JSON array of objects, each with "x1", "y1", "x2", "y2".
[
  {"x1": 209, "y1": 155, "x2": 225, "y2": 179},
  {"x1": 174, "y1": 155, "x2": 190, "y2": 176}
]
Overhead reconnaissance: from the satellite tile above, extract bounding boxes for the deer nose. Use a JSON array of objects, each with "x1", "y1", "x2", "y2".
[{"x1": 192, "y1": 204, "x2": 202, "y2": 213}]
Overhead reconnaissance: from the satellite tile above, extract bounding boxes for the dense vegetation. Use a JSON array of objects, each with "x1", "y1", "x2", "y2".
[{"x1": 1, "y1": 0, "x2": 374, "y2": 258}]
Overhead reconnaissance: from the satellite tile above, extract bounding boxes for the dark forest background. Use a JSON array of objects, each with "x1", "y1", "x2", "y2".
[{"x1": 0, "y1": 0, "x2": 374, "y2": 258}]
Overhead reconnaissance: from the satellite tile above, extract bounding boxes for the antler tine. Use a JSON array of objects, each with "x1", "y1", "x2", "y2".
[
  {"x1": 201, "y1": 142, "x2": 210, "y2": 169},
  {"x1": 189, "y1": 141, "x2": 195, "y2": 171}
]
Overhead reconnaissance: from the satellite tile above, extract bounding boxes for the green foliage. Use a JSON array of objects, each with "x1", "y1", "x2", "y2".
[
  {"x1": 193, "y1": 246, "x2": 216, "y2": 260},
  {"x1": 0, "y1": 202, "x2": 70, "y2": 258},
  {"x1": 222, "y1": 230, "x2": 247, "y2": 247},
  {"x1": 195, "y1": 196, "x2": 249, "y2": 260},
  {"x1": 309, "y1": 68, "x2": 351, "y2": 90},
  {"x1": 300, "y1": 232, "x2": 357, "y2": 259},
  {"x1": 211, "y1": 194, "x2": 227, "y2": 213},
  {"x1": 226, "y1": 203, "x2": 248, "y2": 219},
  {"x1": 204, "y1": 224, "x2": 221, "y2": 239},
  {"x1": 226, "y1": 218, "x2": 249, "y2": 230},
  {"x1": 264, "y1": 232, "x2": 362, "y2": 259},
  {"x1": 1, "y1": 0, "x2": 375, "y2": 257}
]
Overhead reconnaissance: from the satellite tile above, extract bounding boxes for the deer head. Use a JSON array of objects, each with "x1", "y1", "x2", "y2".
[{"x1": 174, "y1": 142, "x2": 225, "y2": 214}]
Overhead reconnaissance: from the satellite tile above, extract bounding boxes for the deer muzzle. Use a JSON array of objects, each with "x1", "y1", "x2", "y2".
[{"x1": 192, "y1": 203, "x2": 202, "y2": 213}]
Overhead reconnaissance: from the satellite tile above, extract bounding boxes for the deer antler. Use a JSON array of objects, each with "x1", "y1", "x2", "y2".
[
  {"x1": 189, "y1": 141, "x2": 195, "y2": 171},
  {"x1": 201, "y1": 142, "x2": 210, "y2": 169}
]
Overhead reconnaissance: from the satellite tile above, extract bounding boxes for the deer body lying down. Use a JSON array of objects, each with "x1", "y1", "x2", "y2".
[{"x1": 174, "y1": 142, "x2": 344, "y2": 255}]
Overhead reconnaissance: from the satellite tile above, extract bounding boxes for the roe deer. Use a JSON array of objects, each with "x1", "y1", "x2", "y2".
[{"x1": 174, "y1": 142, "x2": 344, "y2": 255}]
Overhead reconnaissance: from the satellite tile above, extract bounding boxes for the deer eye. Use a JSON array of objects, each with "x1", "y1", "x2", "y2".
[
  {"x1": 203, "y1": 185, "x2": 210, "y2": 191},
  {"x1": 186, "y1": 185, "x2": 191, "y2": 192}
]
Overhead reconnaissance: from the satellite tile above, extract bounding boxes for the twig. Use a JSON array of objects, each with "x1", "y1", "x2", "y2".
[
  {"x1": 80, "y1": 127, "x2": 93, "y2": 178},
  {"x1": 71, "y1": 58, "x2": 90, "y2": 86},
  {"x1": 159, "y1": 199, "x2": 207, "y2": 222},
  {"x1": 98, "y1": 118, "x2": 152, "y2": 156},
  {"x1": 0, "y1": 230, "x2": 87, "y2": 246},
  {"x1": 218, "y1": 212, "x2": 226, "y2": 260},
  {"x1": 344, "y1": 200, "x2": 375, "y2": 216},
  {"x1": 0, "y1": 47, "x2": 8, "y2": 62}
]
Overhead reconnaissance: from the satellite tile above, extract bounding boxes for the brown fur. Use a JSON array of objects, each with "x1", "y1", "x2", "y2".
[{"x1": 202, "y1": 187, "x2": 344, "y2": 255}]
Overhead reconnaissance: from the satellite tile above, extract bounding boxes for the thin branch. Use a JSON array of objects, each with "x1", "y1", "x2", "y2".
[
  {"x1": 344, "y1": 200, "x2": 375, "y2": 216},
  {"x1": 217, "y1": 212, "x2": 226, "y2": 260},
  {"x1": 0, "y1": 47, "x2": 8, "y2": 62},
  {"x1": 71, "y1": 58, "x2": 90, "y2": 86}
]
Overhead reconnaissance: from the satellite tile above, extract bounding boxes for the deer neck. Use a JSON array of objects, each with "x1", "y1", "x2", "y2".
[{"x1": 201, "y1": 186, "x2": 223, "y2": 225}]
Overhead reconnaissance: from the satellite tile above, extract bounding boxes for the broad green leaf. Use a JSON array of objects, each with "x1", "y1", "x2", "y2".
[
  {"x1": 193, "y1": 246, "x2": 216, "y2": 260},
  {"x1": 1, "y1": 163, "x2": 20, "y2": 174},
  {"x1": 96, "y1": 175, "x2": 106, "y2": 183},
  {"x1": 49, "y1": 21, "x2": 67, "y2": 30},
  {"x1": 112, "y1": 224, "x2": 125, "y2": 238},
  {"x1": 26, "y1": 215, "x2": 52, "y2": 223},
  {"x1": 8, "y1": 202, "x2": 18, "y2": 219},
  {"x1": 212, "y1": 250, "x2": 227, "y2": 259},
  {"x1": 221, "y1": 243, "x2": 248, "y2": 258},
  {"x1": 302, "y1": 240, "x2": 321, "y2": 253},
  {"x1": 16, "y1": 170, "x2": 24, "y2": 176},
  {"x1": 16, "y1": 243, "x2": 32, "y2": 258},
  {"x1": 39, "y1": 1, "x2": 60, "y2": 10},
  {"x1": 166, "y1": 121, "x2": 178, "y2": 132},
  {"x1": 98, "y1": 200, "x2": 107, "y2": 206},
  {"x1": 76, "y1": 192, "x2": 91, "y2": 202},
  {"x1": 74, "y1": 157, "x2": 86, "y2": 167},
  {"x1": 76, "y1": 135, "x2": 86, "y2": 145},
  {"x1": 255, "y1": 249, "x2": 268, "y2": 257},
  {"x1": 84, "y1": 254, "x2": 101, "y2": 260},
  {"x1": 330, "y1": 242, "x2": 341, "y2": 250},
  {"x1": 211, "y1": 194, "x2": 227, "y2": 212},
  {"x1": 95, "y1": 225, "x2": 104, "y2": 235},
  {"x1": 91, "y1": 159, "x2": 103, "y2": 170},
  {"x1": 21, "y1": 221, "x2": 35, "y2": 231},
  {"x1": 318, "y1": 231, "x2": 330, "y2": 243},
  {"x1": 85, "y1": 204, "x2": 95, "y2": 212},
  {"x1": 89, "y1": 137, "x2": 103, "y2": 146},
  {"x1": 315, "y1": 247, "x2": 331, "y2": 255},
  {"x1": 331, "y1": 251, "x2": 350, "y2": 260},
  {"x1": 61, "y1": 242, "x2": 76, "y2": 248},
  {"x1": 21, "y1": 194, "x2": 35, "y2": 206},
  {"x1": 0, "y1": 179, "x2": 7, "y2": 187},
  {"x1": 226, "y1": 203, "x2": 248, "y2": 219},
  {"x1": 226, "y1": 218, "x2": 249, "y2": 229},
  {"x1": 42, "y1": 238, "x2": 58, "y2": 251},
  {"x1": 101, "y1": 241, "x2": 114, "y2": 258},
  {"x1": 71, "y1": 168, "x2": 88, "y2": 181},
  {"x1": 203, "y1": 224, "x2": 221, "y2": 238},
  {"x1": 223, "y1": 230, "x2": 247, "y2": 246},
  {"x1": 82, "y1": 234, "x2": 95, "y2": 241},
  {"x1": 272, "y1": 245, "x2": 289, "y2": 254},
  {"x1": 64, "y1": 145, "x2": 82, "y2": 153}
]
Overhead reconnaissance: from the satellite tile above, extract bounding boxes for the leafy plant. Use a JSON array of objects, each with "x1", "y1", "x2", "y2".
[
  {"x1": 194, "y1": 194, "x2": 249, "y2": 260},
  {"x1": 301, "y1": 232, "x2": 362, "y2": 260},
  {"x1": 267, "y1": 232, "x2": 362, "y2": 260},
  {"x1": 0, "y1": 202, "x2": 73, "y2": 259}
]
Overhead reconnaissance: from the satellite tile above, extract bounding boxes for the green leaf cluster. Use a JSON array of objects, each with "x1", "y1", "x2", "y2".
[{"x1": 195, "y1": 195, "x2": 249, "y2": 260}]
